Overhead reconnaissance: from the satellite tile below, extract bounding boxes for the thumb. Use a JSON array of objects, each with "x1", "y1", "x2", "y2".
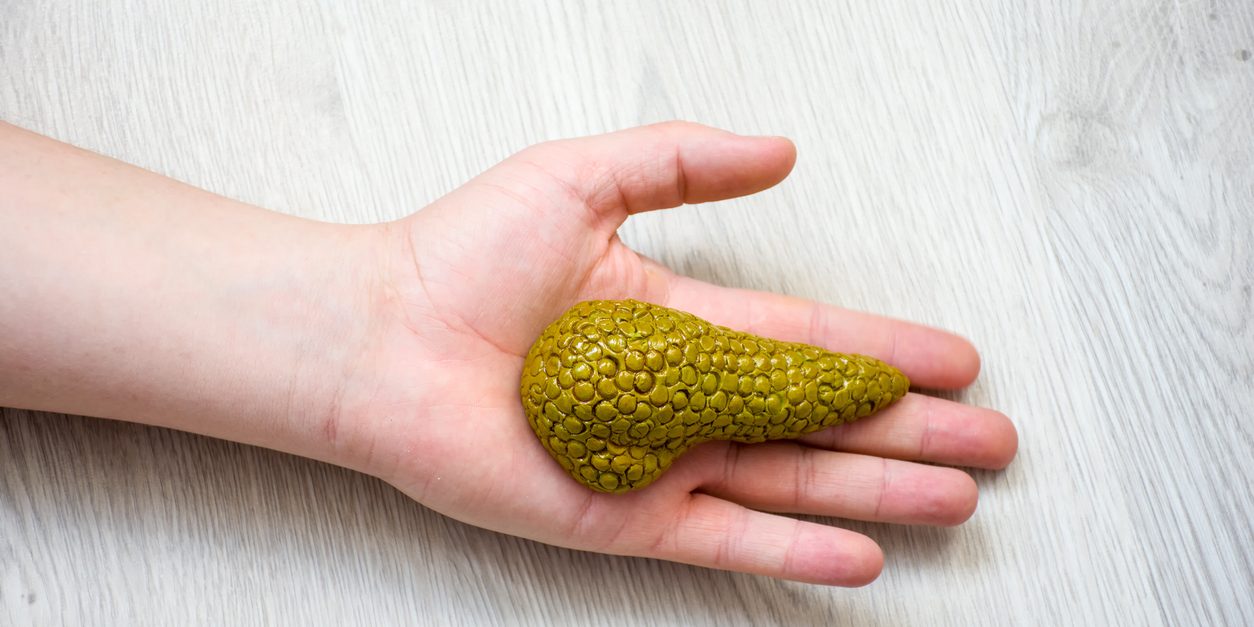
[{"x1": 477, "y1": 121, "x2": 797, "y2": 229}]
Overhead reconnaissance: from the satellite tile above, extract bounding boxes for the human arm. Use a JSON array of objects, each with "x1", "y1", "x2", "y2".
[
  {"x1": 0, "y1": 121, "x2": 1017, "y2": 586},
  {"x1": 0, "y1": 121, "x2": 382, "y2": 467}
]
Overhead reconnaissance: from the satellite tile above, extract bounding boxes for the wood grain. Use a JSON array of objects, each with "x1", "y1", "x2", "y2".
[{"x1": 2, "y1": 1, "x2": 1251, "y2": 624}]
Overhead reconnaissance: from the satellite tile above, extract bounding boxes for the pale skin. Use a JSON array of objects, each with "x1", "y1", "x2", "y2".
[{"x1": 0, "y1": 120, "x2": 1017, "y2": 586}]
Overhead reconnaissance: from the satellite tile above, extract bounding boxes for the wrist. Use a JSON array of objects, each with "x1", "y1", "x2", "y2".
[
  {"x1": 229, "y1": 220, "x2": 392, "y2": 471},
  {"x1": 124, "y1": 216, "x2": 397, "y2": 473},
  {"x1": 306, "y1": 219, "x2": 436, "y2": 480},
  {"x1": 103, "y1": 215, "x2": 389, "y2": 470}
]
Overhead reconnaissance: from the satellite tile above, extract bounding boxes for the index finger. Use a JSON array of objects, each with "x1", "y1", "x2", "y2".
[{"x1": 648, "y1": 265, "x2": 981, "y2": 389}]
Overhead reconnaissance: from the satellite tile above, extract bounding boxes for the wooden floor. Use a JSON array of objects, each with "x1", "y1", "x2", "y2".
[{"x1": 2, "y1": 1, "x2": 1251, "y2": 624}]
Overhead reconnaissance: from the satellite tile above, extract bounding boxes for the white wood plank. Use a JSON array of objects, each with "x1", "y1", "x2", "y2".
[{"x1": 2, "y1": 1, "x2": 1251, "y2": 624}]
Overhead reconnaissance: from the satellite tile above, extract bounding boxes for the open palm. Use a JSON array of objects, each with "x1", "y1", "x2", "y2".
[{"x1": 342, "y1": 122, "x2": 1017, "y2": 586}]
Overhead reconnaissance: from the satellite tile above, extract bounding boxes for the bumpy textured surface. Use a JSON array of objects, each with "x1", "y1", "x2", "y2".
[{"x1": 520, "y1": 300, "x2": 910, "y2": 493}]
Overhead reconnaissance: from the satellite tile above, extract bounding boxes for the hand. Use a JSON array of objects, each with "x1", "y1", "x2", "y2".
[{"x1": 335, "y1": 122, "x2": 1019, "y2": 586}]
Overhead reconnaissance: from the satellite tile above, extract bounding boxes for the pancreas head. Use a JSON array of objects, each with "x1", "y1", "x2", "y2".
[{"x1": 520, "y1": 300, "x2": 909, "y2": 493}]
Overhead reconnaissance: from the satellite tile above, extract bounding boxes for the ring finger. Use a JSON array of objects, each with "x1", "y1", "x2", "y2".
[{"x1": 691, "y1": 441, "x2": 980, "y2": 526}]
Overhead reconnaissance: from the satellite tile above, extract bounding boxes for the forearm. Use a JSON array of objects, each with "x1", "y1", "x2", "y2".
[{"x1": 0, "y1": 122, "x2": 380, "y2": 468}]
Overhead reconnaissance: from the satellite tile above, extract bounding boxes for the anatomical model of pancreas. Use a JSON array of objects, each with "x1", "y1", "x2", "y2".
[{"x1": 521, "y1": 300, "x2": 909, "y2": 493}]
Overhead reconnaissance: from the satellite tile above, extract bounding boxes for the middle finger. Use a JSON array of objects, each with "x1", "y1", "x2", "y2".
[{"x1": 798, "y1": 393, "x2": 1018, "y2": 469}]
